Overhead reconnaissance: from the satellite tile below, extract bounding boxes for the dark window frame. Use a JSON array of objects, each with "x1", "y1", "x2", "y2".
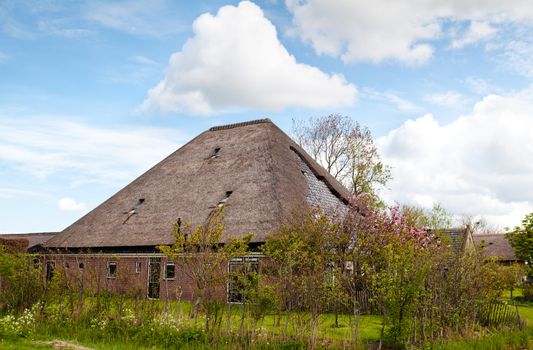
[{"x1": 107, "y1": 261, "x2": 117, "y2": 279}]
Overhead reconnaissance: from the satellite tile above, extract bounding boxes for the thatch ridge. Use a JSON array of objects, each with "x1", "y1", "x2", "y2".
[{"x1": 209, "y1": 118, "x2": 271, "y2": 131}]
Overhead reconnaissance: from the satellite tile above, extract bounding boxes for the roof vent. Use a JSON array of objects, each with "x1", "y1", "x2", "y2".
[
  {"x1": 123, "y1": 198, "x2": 145, "y2": 224},
  {"x1": 218, "y1": 191, "x2": 233, "y2": 207}
]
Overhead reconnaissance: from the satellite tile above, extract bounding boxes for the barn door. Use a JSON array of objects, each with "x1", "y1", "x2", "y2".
[{"x1": 148, "y1": 257, "x2": 161, "y2": 299}]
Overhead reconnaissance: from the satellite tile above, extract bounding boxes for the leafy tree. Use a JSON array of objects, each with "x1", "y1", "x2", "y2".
[
  {"x1": 400, "y1": 202, "x2": 453, "y2": 230},
  {"x1": 0, "y1": 247, "x2": 44, "y2": 313},
  {"x1": 343, "y1": 198, "x2": 435, "y2": 348},
  {"x1": 421, "y1": 203, "x2": 453, "y2": 230},
  {"x1": 262, "y1": 206, "x2": 339, "y2": 345},
  {"x1": 158, "y1": 208, "x2": 253, "y2": 335},
  {"x1": 507, "y1": 212, "x2": 533, "y2": 278},
  {"x1": 499, "y1": 264, "x2": 525, "y2": 300},
  {"x1": 293, "y1": 114, "x2": 391, "y2": 198}
]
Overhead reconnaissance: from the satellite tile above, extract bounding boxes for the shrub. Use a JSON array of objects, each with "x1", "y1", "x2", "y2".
[
  {"x1": 523, "y1": 283, "x2": 533, "y2": 302},
  {"x1": 0, "y1": 305, "x2": 37, "y2": 337}
]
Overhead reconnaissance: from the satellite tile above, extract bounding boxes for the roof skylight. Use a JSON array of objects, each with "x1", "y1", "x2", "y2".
[
  {"x1": 211, "y1": 148, "x2": 221, "y2": 159},
  {"x1": 122, "y1": 198, "x2": 145, "y2": 224},
  {"x1": 218, "y1": 191, "x2": 233, "y2": 207}
]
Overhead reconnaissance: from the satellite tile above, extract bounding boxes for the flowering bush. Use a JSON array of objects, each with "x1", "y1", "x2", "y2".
[
  {"x1": 0, "y1": 304, "x2": 37, "y2": 337},
  {"x1": 89, "y1": 316, "x2": 108, "y2": 331}
]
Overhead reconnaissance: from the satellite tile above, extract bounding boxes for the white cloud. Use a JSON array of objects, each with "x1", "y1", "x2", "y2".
[
  {"x1": 0, "y1": 116, "x2": 183, "y2": 184},
  {"x1": 86, "y1": 0, "x2": 185, "y2": 37},
  {"x1": 500, "y1": 37, "x2": 533, "y2": 79},
  {"x1": 58, "y1": 197, "x2": 86, "y2": 212},
  {"x1": 465, "y1": 77, "x2": 500, "y2": 95},
  {"x1": 37, "y1": 18, "x2": 93, "y2": 38},
  {"x1": 0, "y1": 187, "x2": 44, "y2": 199},
  {"x1": 450, "y1": 21, "x2": 496, "y2": 49},
  {"x1": 425, "y1": 91, "x2": 469, "y2": 107},
  {"x1": 130, "y1": 55, "x2": 157, "y2": 65},
  {"x1": 286, "y1": 0, "x2": 533, "y2": 64},
  {"x1": 378, "y1": 88, "x2": 533, "y2": 228},
  {"x1": 363, "y1": 88, "x2": 421, "y2": 113},
  {"x1": 142, "y1": 1, "x2": 357, "y2": 115}
]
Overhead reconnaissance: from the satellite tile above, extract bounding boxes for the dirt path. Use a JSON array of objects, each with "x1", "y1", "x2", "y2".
[{"x1": 32, "y1": 340, "x2": 94, "y2": 350}]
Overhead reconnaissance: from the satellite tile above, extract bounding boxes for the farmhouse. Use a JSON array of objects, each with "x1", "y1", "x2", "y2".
[
  {"x1": 39, "y1": 118, "x2": 350, "y2": 299},
  {"x1": 473, "y1": 233, "x2": 519, "y2": 264}
]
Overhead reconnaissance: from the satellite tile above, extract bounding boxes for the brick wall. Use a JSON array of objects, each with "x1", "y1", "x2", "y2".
[{"x1": 42, "y1": 254, "x2": 199, "y2": 301}]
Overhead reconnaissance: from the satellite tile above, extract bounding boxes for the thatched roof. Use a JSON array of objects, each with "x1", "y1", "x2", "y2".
[
  {"x1": 45, "y1": 119, "x2": 350, "y2": 249},
  {"x1": 1, "y1": 232, "x2": 56, "y2": 249},
  {"x1": 0, "y1": 237, "x2": 29, "y2": 253},
  {"x1": 473, "y1": 234, "x2": 518, "y2": 262}
]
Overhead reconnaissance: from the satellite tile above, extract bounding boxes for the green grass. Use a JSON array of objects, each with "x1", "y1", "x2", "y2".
[
  {"x1": 0, "y1": 337, "x2": 53, "y2": 350},
  {"x1": 4, "y1": 298, "x2": 532, "y2": 350},
  {"x1": 500, "y1": 287, "x2": 533, "y2": 327},
  {"x1": 518, "y1": 305, "x2": 533, "y2": 326},
  {"x1": 426, "y1": 328, "x2": 532, "y2": 350}
]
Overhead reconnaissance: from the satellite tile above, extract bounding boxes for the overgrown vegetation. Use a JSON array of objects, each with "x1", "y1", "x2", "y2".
[{"x1": 1, "y1": 206, "x2": 531, "y2": 349}]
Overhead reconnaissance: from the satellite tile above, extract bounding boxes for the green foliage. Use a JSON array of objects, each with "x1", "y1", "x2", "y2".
[
  {"x1": 523, "y1": 283, "x2": 533, "y2": 302},
  {"x1": 499, "y1": 264, "x2": 525, "y2": 299},
  {"x1": 0, "y1": 247, "x2": 44, "y2": 313},
  {"x1": 423, "y1": 328, "x2": 531, "y2": 350},
  {"x1": 507, "y1": 212, "x2": 533, "y2": 278},
  {"x1": 401, "y1": 203, "x2": 452, "y2": 230},
  {"x1": 262, "y1": 207, "x2": 341, "y2": 342},
  {"x1": 158, "y1": 207, "x2": 254, "y2": 335}
]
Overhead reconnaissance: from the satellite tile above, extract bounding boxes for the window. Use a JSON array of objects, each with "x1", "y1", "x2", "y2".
[
  {"x1": 135, "y1": 261, "x2": 142, "y2": 274},
  {"x1": 228, "y1": 258, "x2": 258, "y2": 303},
  {"x1": 78, "y1": 262, "x2": 85, "y2": 269},
  {"x1": 46, "y1": 261, "x2": 55, "y2": 281},
  {"x1": 165, "y1": 262, "x2": 175, "y2": 280},
  {"x1": 107, "y1": 261, "x2": 117, "y2": 279}
]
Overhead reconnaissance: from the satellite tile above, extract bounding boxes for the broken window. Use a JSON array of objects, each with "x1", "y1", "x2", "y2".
[
  {"x1": 78, "y1": 262, "x2": 85, "y2": 269},
  {"x1": 107, "y1": 261, "x2": 117, "y2": 279},
  {"x1": 46, "y1": 261, "x2": 55, "y2": 281}
]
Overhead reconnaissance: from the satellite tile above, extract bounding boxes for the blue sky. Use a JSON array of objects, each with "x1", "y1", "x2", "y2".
[{"x1": 1, "y1": 0, "x2": 533, "y2": 233}]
